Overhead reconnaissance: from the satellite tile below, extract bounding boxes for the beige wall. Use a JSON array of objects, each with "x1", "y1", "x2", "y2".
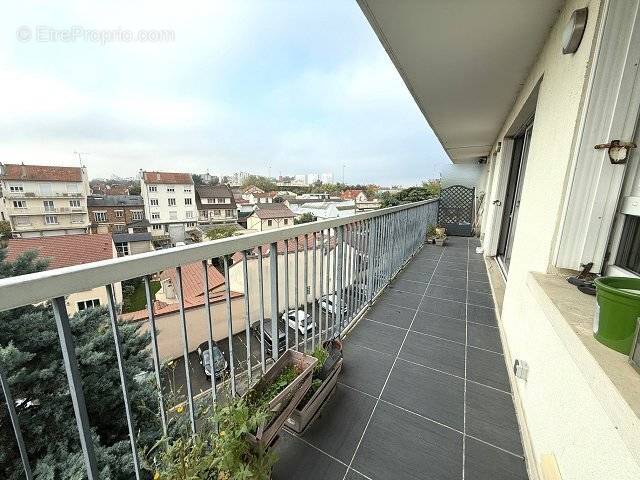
[
  {"x1": 479, "y1": 1, "x2": 640, "y2": 478},
  {"x1": 66, "y1": 282, "x2": 123, "y2": 317},
  {"x1": 136, "y1": 296, "x2": 245, "y2": 361},
  {"x1": 246, "y1": 216, "x2": 293, "y2": 232}
]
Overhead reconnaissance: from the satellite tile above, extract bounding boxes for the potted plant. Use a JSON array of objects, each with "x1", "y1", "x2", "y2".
[
  {"x1": 286, "y1": 339, "x2": 344, "y2": 433},
  {"x1": 426, "y1": 224, "x2": 437, "y2": 244},
  {"x1": 243, "y1": 349, "x2": 317, "y2": 449},
  {"x1": 434, "y1": 227, "x2": 447, "y2": 246}
]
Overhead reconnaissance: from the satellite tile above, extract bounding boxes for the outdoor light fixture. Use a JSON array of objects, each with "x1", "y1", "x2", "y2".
[
  {"x1": 562, "y1": 7, "x2": 588, "y2": 54},
  {"x1": 595, "y1": 139, "x2": 637, "y2": 165}
]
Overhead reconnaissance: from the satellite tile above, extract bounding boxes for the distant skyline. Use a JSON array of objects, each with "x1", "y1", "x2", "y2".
[{"x1": 0, "y1": 1, "x2": 450, "y2": 186}]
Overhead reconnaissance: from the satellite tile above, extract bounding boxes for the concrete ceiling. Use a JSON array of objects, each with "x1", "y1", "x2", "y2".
[{"x1": 357, "y1": 0, "x2": 564, "y2": 163}]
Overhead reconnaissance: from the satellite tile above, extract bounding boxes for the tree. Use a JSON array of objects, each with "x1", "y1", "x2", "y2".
[
  {"x1": 241, "y1": 175, "x2": 277, "y2": 192},
  {"x1": 209, "y1": 176, "x2": 220, "y2": 186},
  {"x1": 0, "y1": 249, "x2": 161, "y2": 479},
  {"x1": 379, "y1": 179, "x2": 441, "y2": 207},
  {"x1": 205, "y1": 225, "x2": 238, "y2": 241},
  {"x1": 0, "y1": 220, "x2": 12, "y2": 241},
  {"x1": 294, "y1": 213, "x2": 316, "y2": 225},
  {"x1": 128, "y1": 183, "x2": 141, "y2": 196},
  {"x1": 192, "y1": 174, "x2": 205, "y2": 185}
]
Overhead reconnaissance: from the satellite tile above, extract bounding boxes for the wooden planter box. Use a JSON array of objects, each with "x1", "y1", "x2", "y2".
[
  {"x1": 285, "y1": 357, "x2": 343, "y2": 433},
  {"x1": 435, "y1": 236, "x2": 447, "y2": 246},
  {"x1": 244, "y1": 349, "x2": 317, "y2": 449}
]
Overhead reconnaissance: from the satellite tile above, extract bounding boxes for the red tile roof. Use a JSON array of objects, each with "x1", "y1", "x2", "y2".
[
  {"x1": 230, "y1": 234, "x2": 335, "y2": 263},
  {"x1": 5, "y1": 234, "x2": 115, "y2": 269},
  {"x1": 341, "y1": 189, "x2": 365, "y2": 200},
  {"x1": 1, "y1": 163, "x2": 83, "y2": 182},
  {"x1": 142, "y1": 171, "x2": 193, "y2": 185}
]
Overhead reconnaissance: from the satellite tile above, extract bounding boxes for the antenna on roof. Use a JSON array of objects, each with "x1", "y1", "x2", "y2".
[{"x1": 74, "y1": 151, "x2": 89, "y2": 167}]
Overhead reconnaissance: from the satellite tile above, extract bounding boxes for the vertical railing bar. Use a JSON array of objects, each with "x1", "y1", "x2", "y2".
[
  {"x1": 0, "y1": 366, "x2": 33, "y2": 480},
  {"x1": 355, "y1": 221, "x2": 364, "y2": 315},
  {"x1": 143, "y1": 275, "x2": 168, "y2": 437},
  {"x1": 311, "y1": 231, "x2": 318, "y2": 350},
  {"x1": 283, "y1": 240, "x2": 290, "y2": 351},
  {"x1": 366, "y1": 218, "x2": 375, "y2": 305},
  {"x1": 241, "y1": 251, "x2": 252, "y2": 386},
  {"x1": 343, "y1": 224, "x2": 350, "y2": 327},
  {"x1": 51, "y1": 296, "x2": 99, "y2": 479},
  {"x1": 269, "y1": 243, "x2": 280, "y2": 361},
  {"x1": 319, "y1": 229, "x2": 326, "y2": 341},
  {"x1": 303, "y1": 234, "x2": 309, "y2": 353},
  {"x1": 257, "y1": 246, "x2": 266, "y2": 373},
  {"x1": 349, "y1": 223, "x2": 356, "y2": 323},
  {"x1": 346, "y1": 223, "x2": 353, "y2": 326},
  {"x1": 174, "y1": 266, "x2": 197, "y2": 434},
  {"x1": 332, "y1": 229, "x2": 338, "y2": 337},
  {"x1": 294, "y1": 236, "x2": 300, "y2": 351},
  {"x1": 335, "y1": 225, "x2": 344, "y2": 334},
  {"x1": 222, "y1": 256, "x2": 236, "y2": 396},
  {"x1": 105, "y1": 284, "x2": 141, "y2": 480},
  {"x1": 201, "y1": 261, "x2": 217, "y2": 404}
]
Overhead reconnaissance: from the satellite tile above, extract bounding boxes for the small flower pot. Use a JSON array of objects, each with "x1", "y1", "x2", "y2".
[{"x1": 244, "y1": 349, "x2": 317, "y2": 449}]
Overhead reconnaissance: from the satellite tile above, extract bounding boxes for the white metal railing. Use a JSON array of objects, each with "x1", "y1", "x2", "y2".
[{"x1": 0, "y1": 198, "x2": 439, "y2": 479}]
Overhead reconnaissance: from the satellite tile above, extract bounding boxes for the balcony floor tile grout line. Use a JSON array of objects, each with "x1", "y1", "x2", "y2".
[
  {"x1": 339, "y1": 244, "x2": 447, "y2": 480},
  {"x1": 462, "y1": 238, "x2": 470, "y2": 480},
  {"x1": 391, "y1": 287, "x2": 494, "y2": 309}
]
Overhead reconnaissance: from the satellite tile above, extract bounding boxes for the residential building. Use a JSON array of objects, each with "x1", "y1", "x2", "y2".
[
  {"x1": 195, "y1": 184, "x2": 238, "y2": 225},
  {"x1": 90, "y1": 183, "x2": 130, "y2": 196},
  {"x1": 112, "y1": 231, "x2": 153, "y2": 257},
  {"x1": 140, "y1": 170, "x2": 197, "y2": 244},
  {"x1": 4, "y1": 233, "x2": 121, "y2": 315},
  {"x1": 341, "y1": 189, "x2": 368, "y2": 202},
  {"x1": 230, "y1": 171, "x2": 250, "y2": 186},
  {"x1": 288, "y1": 200, "x2": 356, "y2": 220},
  {"x1": 0, "y1": 163, "x2": 90, "y2": 238},
  {"x1": 246, "y1": 203, "x2": 296, "y2": 231},
  {"x1": 87, "y1": 195, "x2": 145, "y2": 234}
]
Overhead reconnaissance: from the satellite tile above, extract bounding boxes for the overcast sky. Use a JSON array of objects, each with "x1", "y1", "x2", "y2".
[{"x1": 0, "y1": 1, "x2": 449, "y2": 186}]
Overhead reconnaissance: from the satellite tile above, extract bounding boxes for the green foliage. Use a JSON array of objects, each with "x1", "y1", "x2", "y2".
[
  {"x1": 241, "y1": 175, "x2": 277, "y2": 193},
  {"x1": 205, "y1": 225, "x2": 239, "y2": 241},
  {"x1": 294, "y1": 212, "x2": 316, "y2": 225},
  {"x1": 311, "y1": 346, "x2": 329, "y2": 374},
  {"x1": 128, "y1": 184, "x2": 141, "y2": 196},
  {"x1": 122, "y1": 278, "x2": 161, "y2": 313},
  {"x1": 192, "y1": 174, "x2": 205, "y2": 185},
  {"x1": 246, "y1": 365, "x2": 301, "y2": 410},
  {"x1": 0, "y1": 220, "x2": 11, "y2": 240},
  {"x1": 379, "y1": 179, "x2": 441, "y2": 207},
  {"x1": 0, "y1": 251, "x2": 161, "y2": 479}
]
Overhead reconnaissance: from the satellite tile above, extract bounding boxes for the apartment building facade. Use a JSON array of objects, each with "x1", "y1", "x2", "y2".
[
  {"x1": 87, "y1": 195, "x2": 145, "y2": 234},
  {"x1": 195, "y1": 184, "x2": 238, "y2": 225},
  {"x1": 140, "y1": 171, "x2": 197, "y2": 243},
  {"x1": 0, "y1": 163, "x2": 90, "y2": 238}
]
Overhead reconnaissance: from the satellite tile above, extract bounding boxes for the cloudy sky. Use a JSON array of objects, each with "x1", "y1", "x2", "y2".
[{"x1": 0, "y1": 1, "x2": 449, "y2": 186}]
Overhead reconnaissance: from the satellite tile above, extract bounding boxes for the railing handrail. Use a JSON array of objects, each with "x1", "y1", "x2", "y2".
[{"x1": 0, "y1": 199, "x2": 438, "y2": 311}]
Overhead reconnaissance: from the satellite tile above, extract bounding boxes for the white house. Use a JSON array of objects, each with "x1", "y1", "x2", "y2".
[
  {"x1": 140, "y1": 170, "x2": 197, "y2": 244},
  {"x1": 359, "y1": 1, "x2": 640, "y2": 478},
  {"x1": 0, "y1": 163, "x2": 91, "y2": 238},
  {"x1": 246, "y1": 204, "x2": 296, "y2": 231}
]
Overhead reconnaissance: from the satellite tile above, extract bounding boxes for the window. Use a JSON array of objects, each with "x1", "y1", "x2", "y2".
[
  {"x1": 225, "y1": 198, "x2": 231, "y2": 204},
  {"x1": 94, "y1": 211, "x2": 107, "y2": 222},
  {"x1": 9, "y1": 185, "x2": 24, "y2": 193},
  {"x1": 39, "y1": 183, "x2": 52, "y2": 195},
  {"x1": 184, "y1": 187, "x2": 192, "y2": 193},
  {"x1": 113, "y1": 224, "x2": 126, "y2": 233},
  {"x1": 166, "y1": 186, "x2": 175, "y2": 193},
  {"x1": 114, "y1": 209, "x2": 124, "y2": 218},
  {"x1": 71, "y1": 215, "x2": 84, "y2": 224},
  {"x1": 12, "y1": 200, "x2": 26, "y2": 209},
  {"x1": 208, "y1": 198, "x2": 215, "y2": 204},
  {"x1": 45, "y1": 215, "x2": 58, "y2": 224},
  {"x1": 132, "y1": 210, "x2": 144, "y2": 221},
  {"x1": 267, "y1": 220, "x2": 273, "y2": 226},
  {"x1": 69, "y1": 199, "x2": 81, "y2": 208},
  {"x1": 152, "y1": 224, "x2": 163, "y2": 230},
  {"x1": 225, "y1": 209, "x2": 232, "y2": 217},
  {"x1": 283, "y1": 219, "x2": 288, "y2": 225},
  {"x1": 186, "y1": 222, "x2": 195, "y2": 228},
  {"x1": 77, "y1": 299, "x2": 100, "y2": 311},
  {"x1": 115, "y1": 242, "x2": 130, "y2": 256},
  {"x1": 66, "y1": 183, "x2": 79, "y2": 193},
  {"x1": 168, "y1": 198, "x2": 176, "y2": 207},
  {"x1": 43, "y1": 200, "x2": 54, "y2": 212},
  {"x1": 185, "y1": 198, "x2": 192, "y2": 205},
  {"x1": 151, "y1": 212, "x2": 160, "y2": 220},
  {"x1": 15, "y1": 216, "x2": 29, "y2": 225},
  {"x1": 150, "y1": 198, "x2": 159, "y2": 206},
  {"x1": 217, "y1": 198, "x2": 224, "y2": 203},
  {"x1": 186, "y1": 211, "x2": 193, "y2": 219},
  {"x1": 149, "y1": 185, "x2": 157, "y2": 192},
  {"x1": 169, "y1": 211, "x2": 178, "y2": 220},
  {"x1": 616, "y1": 216, "x2": 640, "y2": 275}
]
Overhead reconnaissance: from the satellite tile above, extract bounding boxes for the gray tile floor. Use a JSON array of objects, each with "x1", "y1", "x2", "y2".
[{"x1": 274, "y1": 237, "x2": 529, "y2": 480}]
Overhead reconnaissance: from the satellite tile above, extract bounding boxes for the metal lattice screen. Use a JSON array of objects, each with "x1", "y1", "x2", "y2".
[{"x1": 438, "y1": 185, "x2": 475, "y2": 236}]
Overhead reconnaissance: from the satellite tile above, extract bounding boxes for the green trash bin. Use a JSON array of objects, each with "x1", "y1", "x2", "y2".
[{"x1": 593, "y1": 277, "x2": 640, "y2": 355}]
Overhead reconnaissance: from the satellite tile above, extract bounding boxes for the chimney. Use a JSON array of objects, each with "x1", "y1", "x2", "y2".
[{"x1": 20, "y1": 162, "x2": 26, "y2": 178}]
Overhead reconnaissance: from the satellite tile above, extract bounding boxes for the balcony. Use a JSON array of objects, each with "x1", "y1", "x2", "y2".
[
  {"x1": 0, "y1": 199, "x2": 526, "y2": 479},
  {"x1": 6, "y1": 206, "x2": 86, "y2": 215}
]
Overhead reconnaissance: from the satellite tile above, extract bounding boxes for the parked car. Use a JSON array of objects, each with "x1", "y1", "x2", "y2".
[
  {"x1": 319, "y1": 294, "x2": 348, "y2": 316},
  {"x1": 281, "y1": 309, "x2": 314, "y2": 335},
  {"x1": 253, "y1": 319, "x2": 287, "y2": 354},
  {"x1": 196, "y1": 341, "x2": 228, "y2": 379}
]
